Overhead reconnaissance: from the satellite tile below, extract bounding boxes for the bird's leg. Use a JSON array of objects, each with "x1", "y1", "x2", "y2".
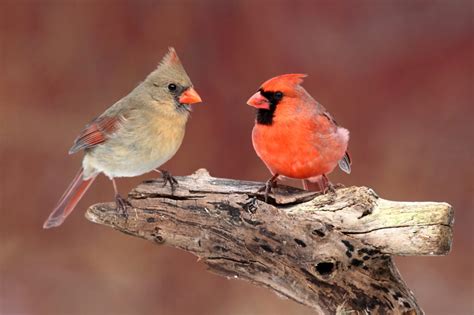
[
  {"x1": 302, "y1": 179, "x2": 309, "y2": 190},
  {"x1": 243, "y1": 174, "x2": 279, "y2": 211},
  {"x1": 258, "y1": 173, "x2": 279, "y2": 203},
  {"x1": 112, "y1": 178, "x2": 129, "y2": 219},
  {"x1": 154, "y1": 169, "x2": 178, "y2": 192},
  {"x1": 321, "y1": 174, "x2": 336, "y2": 194}
]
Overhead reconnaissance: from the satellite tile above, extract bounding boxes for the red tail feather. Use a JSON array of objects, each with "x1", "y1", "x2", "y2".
[{"x1": 43, "y1": 168, "x2": 96, "y2": 229}]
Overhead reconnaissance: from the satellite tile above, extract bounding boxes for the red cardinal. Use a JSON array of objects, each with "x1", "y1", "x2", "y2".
[
  {"x1": 247, "y1": 74, "x2": 350, "y2": 199},
  {"x1": 43, "y1": 48, "x2": 202, "y2": 229}
]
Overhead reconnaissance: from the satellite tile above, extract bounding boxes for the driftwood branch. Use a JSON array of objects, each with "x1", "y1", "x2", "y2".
[{"x1": 86, "y1": 169, "x2": 453, "y2": 314}]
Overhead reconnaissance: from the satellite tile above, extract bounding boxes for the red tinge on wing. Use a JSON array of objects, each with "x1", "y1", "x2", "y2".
[{"x1": 69, "y1": 116, "x2": 121, "y2": 154}]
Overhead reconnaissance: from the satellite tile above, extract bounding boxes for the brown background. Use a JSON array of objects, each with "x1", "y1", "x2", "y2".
[{"x1": 1, "y1": 1, "x2": 472, "y2": 314}]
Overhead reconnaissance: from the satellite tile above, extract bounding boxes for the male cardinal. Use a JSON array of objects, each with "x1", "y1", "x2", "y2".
[
  {"x1": 247, "y1": 74, "x2": 351, "y2": 200},
  {"x1": 43, "y1": 48, "x2": 202, "y2": 229}
]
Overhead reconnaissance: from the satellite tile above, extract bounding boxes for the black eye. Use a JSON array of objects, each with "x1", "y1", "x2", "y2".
[
  {"x1": 274, "y1": 91, "x2": 283, "y2": 100},
  {"x1": 168, "y1": 83, "x2": 177, "y2": 91}
]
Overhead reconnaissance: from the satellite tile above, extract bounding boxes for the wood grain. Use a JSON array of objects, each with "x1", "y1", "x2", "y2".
[{"x1": 86, "y1": 169, "x2": 453, "y2": 314}]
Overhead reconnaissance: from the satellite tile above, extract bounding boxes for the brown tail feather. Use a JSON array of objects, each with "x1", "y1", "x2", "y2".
[{"x1": 43, "y1": 168, "x2": 96, "y2": 229}]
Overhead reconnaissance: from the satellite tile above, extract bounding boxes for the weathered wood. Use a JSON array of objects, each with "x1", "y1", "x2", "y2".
[{"x1": 86, "y1": 169, "x2": 453, "y2": 315}]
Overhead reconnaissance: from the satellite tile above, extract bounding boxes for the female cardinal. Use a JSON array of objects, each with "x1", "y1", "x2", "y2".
[
  {"x1": 43, "y1": 48, "x2": 202, "y2": 229},
  {"x1": 247, "y1": 74, "x2": 351, "y2": 200}
]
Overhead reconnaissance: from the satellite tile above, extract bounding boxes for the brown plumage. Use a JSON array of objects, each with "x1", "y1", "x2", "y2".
[{"x1": 44, "y1": 48, "x2": 202, "y2": 229}]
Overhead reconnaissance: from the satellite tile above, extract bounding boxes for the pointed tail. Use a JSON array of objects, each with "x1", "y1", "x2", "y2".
[{"x1": 43, "y1": 168, "x2": 97, "y2": 229}]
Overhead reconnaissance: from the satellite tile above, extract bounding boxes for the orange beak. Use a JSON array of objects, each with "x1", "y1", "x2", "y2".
[
  {"x1": 179, "y1": 87, "x2": 202, "y2": 105},
  {"x1": 247, "y1": 91, "x2": 270, "y2": 110}
]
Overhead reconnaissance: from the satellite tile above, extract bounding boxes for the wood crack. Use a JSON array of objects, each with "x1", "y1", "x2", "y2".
[
  {"x1": 85, "y1": 169, "x2": 454, "y2": 315},
  {"x1": 344, "y1": 223, "x2": 452, "y2": 235}
]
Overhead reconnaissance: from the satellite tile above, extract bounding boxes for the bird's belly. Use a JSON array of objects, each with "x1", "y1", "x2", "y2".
[
  {"x1": 100, "y1": 152, "x2": 175, "y2": 178},
  {"x1": 252, "y1": 125, "x2": 347, "y2": 179},
  {"x1": 258, "y1": 147, "x2": 331, "y2": 179},
  {"x1": 84, "y1": 128, "x2": 184, "y2": 179}
]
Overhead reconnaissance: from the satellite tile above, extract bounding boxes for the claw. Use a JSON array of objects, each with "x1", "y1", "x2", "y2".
[
  {"x1": 321, "y1": 174, "x2": 336, "y2": 194},
  {"x1": 327, "y1": 183, "x2": 336, "y2": 194},
  {"x1": 158, "y1": 170, "x2": 179, "y2": 192},
  {"x1": 115, "y1": 194, "x2": 130, "y2": 219},
  {"x1": 243, "y1": 196, "x2": 259, "y2": 213}
]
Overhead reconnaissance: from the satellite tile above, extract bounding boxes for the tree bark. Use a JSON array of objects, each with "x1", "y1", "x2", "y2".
[{"x1": 86, "y1": 169, "x2": 453, "y2": 315}]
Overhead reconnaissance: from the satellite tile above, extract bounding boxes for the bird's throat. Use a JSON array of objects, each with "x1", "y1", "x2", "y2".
[
  {"x1": 255, "y1": 90, "x2": 282, "y2": 126},
  {"x1": 256, "y1": 107, "x2": 276, "y2": 125}
]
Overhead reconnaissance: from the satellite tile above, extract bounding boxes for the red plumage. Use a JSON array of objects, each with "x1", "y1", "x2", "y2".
[
  {"x1": 43, "y1": 168, "x2": 96, "y2": 228},
  {"x1": 248, "y1": 74, "x2": 351, "y2": 194},
  {"x1": 69, "y1": 116, "x2": 121, "y2": 154}
]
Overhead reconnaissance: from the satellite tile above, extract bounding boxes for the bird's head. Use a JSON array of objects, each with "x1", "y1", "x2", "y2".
[
  {"x1": 145, "y1": 47, "x2": 202, "y2": 113},
  {"x1": 247, "y1": 74, "x2": 307, "y2": 125}
]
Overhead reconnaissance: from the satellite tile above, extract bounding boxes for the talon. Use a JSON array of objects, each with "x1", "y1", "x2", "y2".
[
  {"x1": 320, "y1": 174, "x2": 336, "y2": 194},
  {"x1": 115, "y1": 194, "x2": 130, "y2": 219},
  {"x1": 159, "y1": 170, "x2": 179, "y2": 192},
  {"x1": 327, "y1": 183, "x2": 336, "y2": 194},
  {"x1": 243, "y1": 196, "x2": 259, "y2": 213}
]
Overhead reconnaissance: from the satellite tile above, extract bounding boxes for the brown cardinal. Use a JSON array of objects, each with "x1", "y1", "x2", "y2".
[
  {"x1": 247, "y1": 74, "x2": 350, "y2": 200},
  {"x1": 43, "y1": 48, "x2": 202, "y2": 229}
]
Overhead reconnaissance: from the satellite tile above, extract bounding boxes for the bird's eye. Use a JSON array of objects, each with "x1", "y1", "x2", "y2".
[
  {"x1": 168, "y1": 83, "x2": 177, "y2": 91},
  {"x1": 274, "y1": 91, "x2": 283, "y2": 100}
]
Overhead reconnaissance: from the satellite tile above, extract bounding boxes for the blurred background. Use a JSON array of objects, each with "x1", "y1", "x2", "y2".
[{"x1": 1, "y1": 1, "x2": 472, "y2": 314}]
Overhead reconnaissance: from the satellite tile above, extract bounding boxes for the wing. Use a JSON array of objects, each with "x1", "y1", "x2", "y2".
[
  {"x1": 321, "y1": 112, "x2": 352, "y2": 174},
  {"x1": 68, "y1": 115, "x2": 122, "y2": 154},
  {"x1": 322, "y1": 111, "x2": 339, "y2": 126}
]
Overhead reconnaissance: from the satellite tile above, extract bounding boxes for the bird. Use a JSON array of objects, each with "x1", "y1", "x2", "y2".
[
  {"x1": 43, "y1": 47, "x2": 202, "y2": 229},
  {"x1": 247, "y1": 73, "x2": 351, "y2": 201}
]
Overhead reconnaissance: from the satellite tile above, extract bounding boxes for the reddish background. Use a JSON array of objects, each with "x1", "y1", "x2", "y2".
[{"x1": 1, "y1": 1, "x2": 472, "y2": 314}]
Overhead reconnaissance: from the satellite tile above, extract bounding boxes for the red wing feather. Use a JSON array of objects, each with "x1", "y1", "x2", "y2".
[{"x1": 69, "y1": 116, "x2": 121, "y2": 154}]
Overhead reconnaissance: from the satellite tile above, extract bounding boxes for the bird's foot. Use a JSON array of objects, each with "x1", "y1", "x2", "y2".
[
  {"x1": 243, "y1": 196, "x2": 259, "y2": 213},
  {"x1": 326, "y1": 182, "x2": 336, "y2": 194},
  {"x1": 320, "y1": 174, "x2": 336, "y2": 194},
  {"x1": 158, "y1": 169, "x2": 179, "y2": 192},
  {"x1": 115, "y1": 194, "x2": 130, "y2": 219},
  {"x1": 258, "y1": 174, "x2": 279, "y2": 203}
]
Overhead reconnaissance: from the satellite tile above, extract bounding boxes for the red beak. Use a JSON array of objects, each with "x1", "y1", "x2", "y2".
[
  {"x1": 179, "y1": 87, "x2": 202, "y2": 104},
  {"x1": 247, "y1": 91, "x2": 270, "y2": 110}
]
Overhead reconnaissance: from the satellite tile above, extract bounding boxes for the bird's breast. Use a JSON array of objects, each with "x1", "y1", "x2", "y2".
[
  {"x1": 252, "y1": 116, "x2": 348, "y2": 179},
  {"x1": 84, "y1": 112, "x2": 187, "y2": 178}
]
